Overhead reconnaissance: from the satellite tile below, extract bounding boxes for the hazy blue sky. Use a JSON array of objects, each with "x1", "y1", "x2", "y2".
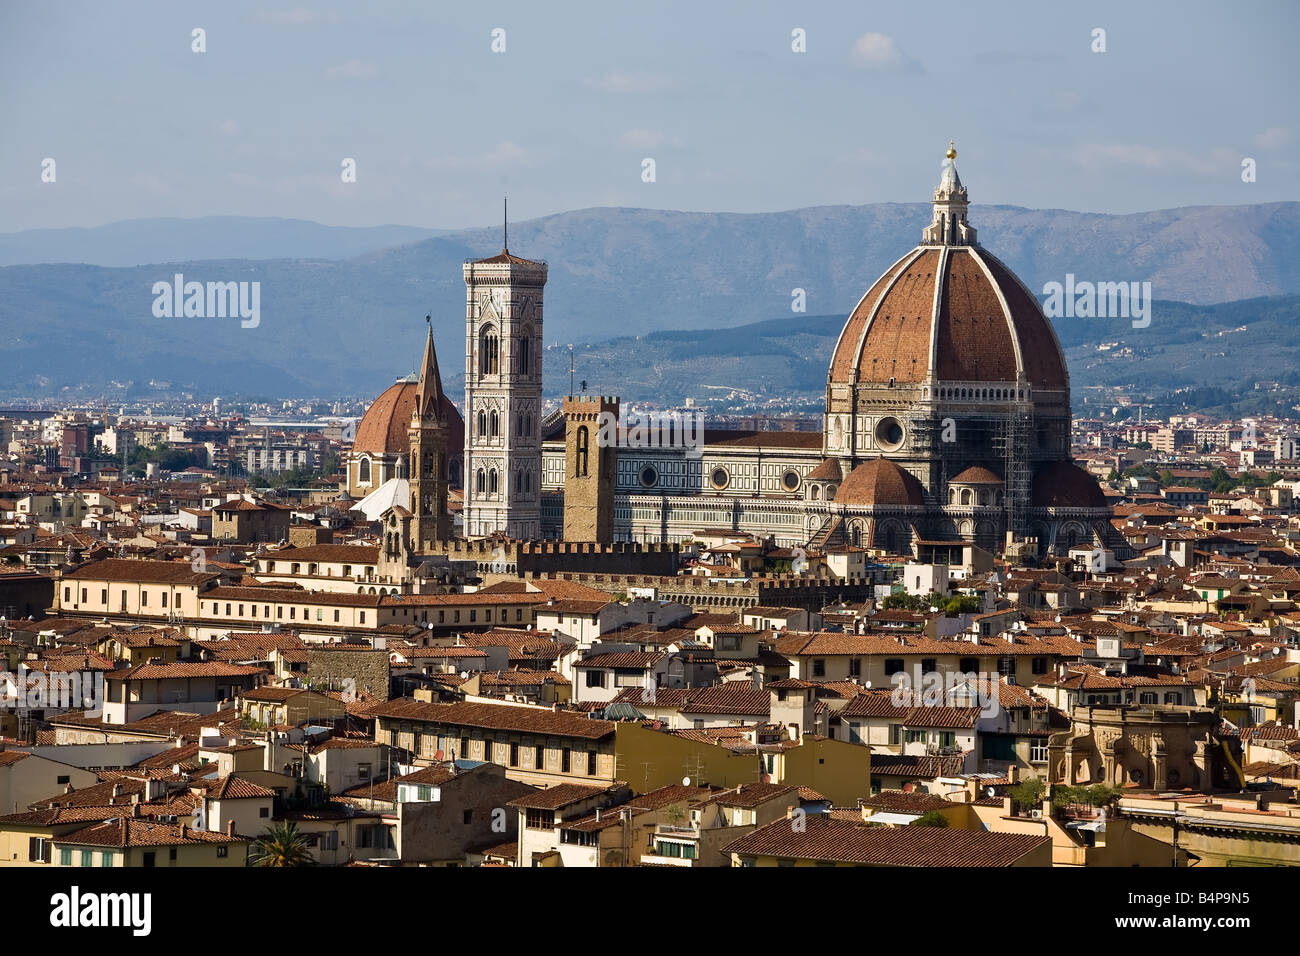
[{"x1": 2, "y1": 0, "x2": 1296, "y2": 232}]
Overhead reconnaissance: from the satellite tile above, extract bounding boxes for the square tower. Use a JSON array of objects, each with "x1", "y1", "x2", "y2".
[
  {"x1": 463, "y1": 247, "x2": 547, "y2": 539},
  {"x1": 563, "y1": 395, "x2": 619, "y2": 543}
]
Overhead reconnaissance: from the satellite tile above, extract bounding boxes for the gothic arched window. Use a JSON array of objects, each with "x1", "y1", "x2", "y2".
[
  {"x1": 480, "y1": 327, "x2": 500, "y2": 376},
  {"x1": 476, "y1": 469, "x2": 486, "y2": 494},
  {"x1": 358, "y1": 457, "x2": 371, "y2": 483},
  {"x1": 489, "y1": 410, "x2": 499, "y2": 438},
  {"x1": 489, "y1": 469, "x2": 498, "y2": 494},
  {"x1": 518, "y1": 327, "x2": 532, "y2": 374},
  {"x1": 477, "y1": 410, "x2": 486, "y2": 436}
]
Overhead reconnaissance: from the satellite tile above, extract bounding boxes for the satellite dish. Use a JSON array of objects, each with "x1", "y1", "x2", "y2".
[
  {"x1": 1054, "y1": 615, "x2": 1061, "y2": 623},
  {"x1": 863, "y1": 681, "x2": 872, "y2": 689},
  {"x1": 435, "y1": 749, "x2": 445, "y2": 761},
  {"x1": 986, "y1": 786, "x2": 997, "y2": 798},
  {"x1": 682, "y1": 776, "x2": 691, "y2": 787}
]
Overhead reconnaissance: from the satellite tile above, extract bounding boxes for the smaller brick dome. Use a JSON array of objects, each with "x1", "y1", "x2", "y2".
[
  {"x1": 835, "y1": 458, "x2": 925, "y2": 507},
  {"x1": 950, "y1": 466, "x2": 1002, "y2": 485}
]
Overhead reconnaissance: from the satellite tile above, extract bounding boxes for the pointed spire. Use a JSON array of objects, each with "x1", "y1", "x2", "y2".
[
  {"x1": 503, "y1": 195, "x2": 508, "y2": 254},
  {"x1": 415, "y1": 316, "x2": 444, "y2": 419},
  {"x1": 922, "y1": 141, "x2": 976, "y2": 246}
]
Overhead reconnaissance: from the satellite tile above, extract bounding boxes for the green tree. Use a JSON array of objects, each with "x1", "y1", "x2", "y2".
[
  {"x1": 943, "y1": 595, "x2": 981, "y2": 616},
  {"x1": 1085, "y1": 784, "x2": 1121, "y2": 808},
  {"x1": 1008, "y1": 777, "x2": 1046, "y2": 813},
  {"x1": 250, "y1": 821, "x2": 315, "y2": 867},
  {"x1": 910, "y1": 810, "x2": 949, "y2": 828}
]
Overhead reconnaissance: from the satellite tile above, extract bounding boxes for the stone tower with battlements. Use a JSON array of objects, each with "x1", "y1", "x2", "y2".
[{"x1": 563, "y1": 395, "x2": 619, "y2": 543}]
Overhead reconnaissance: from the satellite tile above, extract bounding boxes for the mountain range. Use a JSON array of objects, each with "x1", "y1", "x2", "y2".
[{"x1": 0, "y1": 202, "x2": 1297, "y2": 400}]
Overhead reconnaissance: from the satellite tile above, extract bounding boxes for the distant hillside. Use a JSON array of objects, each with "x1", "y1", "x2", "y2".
[
  {"x1": 0, "y1": 217, "x2": 447, "y2": 267},
  {"x1": 539, "y1": 296, "x2": 1300, "y2": 412},
  {"x1": 0, "y1": 201, "x2": 1297, "y2": 399}
]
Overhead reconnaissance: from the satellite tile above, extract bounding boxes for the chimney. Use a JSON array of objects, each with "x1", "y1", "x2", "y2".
[
  {"x1": 227, "y1": 820, "x2": 236, "y2": 835},
  {"x1": 179, "y1": 824, "x2": 188, "y2": 839}
]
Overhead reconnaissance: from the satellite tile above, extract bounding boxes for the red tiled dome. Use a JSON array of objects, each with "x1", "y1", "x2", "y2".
[
  {"x1": 353, "y1": 382, "x2": 464, "y2": 456},
  {"x1": 950, "y1": 466, "x2": 1002, "y2": 484},
  {"x1": 1032, "y1": 461, "x2": 1107, "y2": 508},
  {"x1": 828, "y1": 245, "x2": 1066, "y2": 389},
  {"x1": 835, "y1": 458, "x2": 925, "y2": 507},
  {"x1": 805, "y1": 458, "x2": 843, "y2": 481}
]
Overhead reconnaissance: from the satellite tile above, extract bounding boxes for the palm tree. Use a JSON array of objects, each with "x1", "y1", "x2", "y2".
[{"x1": 250, "y1": 821, "x2": 316, "y2": 867}]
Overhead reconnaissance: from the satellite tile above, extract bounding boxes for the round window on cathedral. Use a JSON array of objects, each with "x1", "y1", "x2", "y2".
[
  {"x1": 781, "y1": 469, "x2": 800, "y2": 492},
  {"x1": 710, "y1": 467, "x2": 730, "y2": 490},
  {"x1": 639, "y1": 465, "x2": 659, "y2": 488},
  {"x1": 875, "y1": 416, "x2": 905, "y2": 451}
]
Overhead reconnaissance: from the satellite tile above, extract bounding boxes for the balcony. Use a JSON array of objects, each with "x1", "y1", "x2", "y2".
[
  {"x1": 641, "y1": 850, "x2": 695, "y2": 867},
  {"x1": 645, "y1": 826, "x2": 700, "y2": 866},
  {"x1": 655, "y1": 824, "x2": 698, "y2": 837}
]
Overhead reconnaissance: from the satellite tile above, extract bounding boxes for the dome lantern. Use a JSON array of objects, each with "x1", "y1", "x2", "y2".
[{"x1": 922, "y1": 140, "x2": 977, "y2": 246}]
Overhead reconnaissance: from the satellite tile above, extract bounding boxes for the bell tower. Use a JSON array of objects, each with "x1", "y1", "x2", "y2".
[
  {"x1": 563, "y1": 395, "x2": 619, "y2": 543},
  {"x1": 463, "y1": 204, "x2": 547, "y2": 539},
  {"x1": 409, "y1": 322, "x2": 451, "y2": 548}
]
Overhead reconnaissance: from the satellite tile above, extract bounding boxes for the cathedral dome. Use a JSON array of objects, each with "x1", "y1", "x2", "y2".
[
  {"x1": 834, "y1": 457, "x2": 925, "y2": 507},
  {"x1": 827, "y1": 148, "x2": 1067, "y2": 391},
  {"x1": 353, "y1": 379, "x2": 464, "y2": 456}
]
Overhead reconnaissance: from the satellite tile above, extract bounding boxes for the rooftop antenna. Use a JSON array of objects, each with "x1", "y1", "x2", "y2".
[{"x1": 503, "y1": 195, "x2": 508, "y2": 253}]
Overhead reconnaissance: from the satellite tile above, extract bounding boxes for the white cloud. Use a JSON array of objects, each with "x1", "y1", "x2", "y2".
[
  {"x1": 218, "y1": 119, "x2": 240, "y2": 136},
  {"x1": 327, "y1": 60, "x2": 378, "y2": 79},
  {"x1": 851, "y1": 33, "x2": 917, "y2": 71},
  {"x1": 1073, "y1": 143, "x2": 1238, "y2": 175},
  {"x1": 425, "y1": 141, "x2": 534, "y2": 172},
  {"x1": 254, "y1": 8, "x2": 340, "y2": 25},
  {"x1": 585, "y1": 71, "x2": 674, "y2": 93},
  {"x1": 619, "y1": 129, "x2": 680, "y2": 149},
  {"x1": 1254, "y1": 127, "x2": 1292, "y2": 150}
]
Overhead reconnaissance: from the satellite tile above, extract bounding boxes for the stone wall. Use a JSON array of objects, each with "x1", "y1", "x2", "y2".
[{"x1": 306, "y1": 648, "x2": 390, "y2": 701}]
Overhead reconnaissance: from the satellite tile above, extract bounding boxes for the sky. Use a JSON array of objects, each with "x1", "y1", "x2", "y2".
[{"x1": 1, "y1": 0, "x2": 1296, "y2": 232}]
